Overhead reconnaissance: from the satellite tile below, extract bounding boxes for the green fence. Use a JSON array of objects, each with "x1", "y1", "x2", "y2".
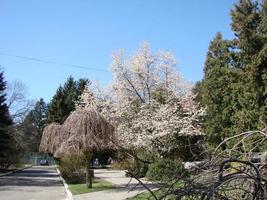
[{"x1": 20, "y1": 153, "x2": 56, "y2": 166}]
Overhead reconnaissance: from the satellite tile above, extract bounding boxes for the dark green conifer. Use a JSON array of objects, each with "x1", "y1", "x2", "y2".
[
  {"x1": 0, "y1": 71, "x2": 13, "y2": 165},
  {"x1": 195, "y1": 0, "x2": 267, "y2": 147},
  {"x1": 47, "y1": 76, "x2": 89, "y2": 124}
]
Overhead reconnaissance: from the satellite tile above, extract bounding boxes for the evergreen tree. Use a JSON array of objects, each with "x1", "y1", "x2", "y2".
[
  {"x1": 195, "y1": 33, "x2": 237, "y2": 146},
  {"x1": 231, "y1": 0, "x2": 267, "y2": 133},
  {"x1": 47, "y1": 86, "x2": 65, "y2": 123},
  {"x1": 195, "y1": 0, "x2": 267, "y2": 147},
  {"x1": 47, "y1": 76, "x2": 89, "y2": 124},
  {"x1": 0, "y1": 71, "x2": 13, "y2": 167},
  {"x1": 20, "y1": 98, "x2": 47, "y2": 152}
]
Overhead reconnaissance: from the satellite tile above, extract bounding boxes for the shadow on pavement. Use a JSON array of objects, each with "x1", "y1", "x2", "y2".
[{"x1": 0, "y1": 167, "x2": 63, "y2": 188}]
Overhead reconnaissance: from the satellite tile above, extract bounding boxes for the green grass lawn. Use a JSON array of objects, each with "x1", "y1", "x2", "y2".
[
  {"x1": 126, "y1": 190, "x2": 175, "y2": 200},
  {"x1": 68, "y1": 178, "x2": 115, "y2": 195},
  {"x1": 127, "y1": 181, "x2": 183, "y2": 200},
  {"x1": 126, "y1": 191, "x2": 157, "y2": 200}
]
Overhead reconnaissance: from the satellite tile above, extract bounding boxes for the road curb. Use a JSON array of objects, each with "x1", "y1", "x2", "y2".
[
  {"x1": 0, "y1": 165, "x2": 32, "y2": 177},
  {"x1": 56, "y1": 167, "x2": 74, "y2": 200}
]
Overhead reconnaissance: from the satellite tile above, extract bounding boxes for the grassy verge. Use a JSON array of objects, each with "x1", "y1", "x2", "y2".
[
  {"x1": 126, "y1": 191, "x2": 156, "y2": 200},
  {"x1": 127, "y1": 181, "x2": 184, "y2": 200},
  {"x1": 127, "y1": 190, "x2": 175, "y2": 200},
  {"x1": 68, "y1": 178, "x2": 115, "y2": 195}
]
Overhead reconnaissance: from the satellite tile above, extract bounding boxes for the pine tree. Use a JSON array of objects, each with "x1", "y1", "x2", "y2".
[
  {"x1": 231, "y1": 0, "x2": 267, "y2": 133},
  {"x1": 0, "y1": 72, "x2": 12, "y2": 127},
  {"x1": 0, "y1": 71, "x2": 13, "y2": 164},
  {"x1": 195, "y1": 33, "x2": 237, "y2": 146},
  {"x1": 47, "y1": 76, "x2": 89, "y2": 124},
  {"x1": 195, "y1": 0, "x2": 267, "y2": 147},
  {"x1": 47, "y1": 86, "x2": 65, "y2": 123}
]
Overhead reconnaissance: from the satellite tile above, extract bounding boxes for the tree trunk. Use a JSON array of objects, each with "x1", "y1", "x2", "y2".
[{"x1": 85, "y1": 152, "x2": 92, "y2": 188}]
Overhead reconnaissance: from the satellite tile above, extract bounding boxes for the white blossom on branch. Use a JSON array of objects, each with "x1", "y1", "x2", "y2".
[{"x1": 75, "y1": 42, "x2": 205, "y2": 156}]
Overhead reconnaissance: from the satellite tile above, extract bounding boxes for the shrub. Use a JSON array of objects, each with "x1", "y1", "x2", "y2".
[
  {"x1": 0, "y1": 152, "x2": 21, "y2": 170},
  {"x1": 126, "y1": 159, "x2": 149, "y2": 178},
  {"x1": 172, "y1": 135, "x2": 205, "y2": 162},
  {"x1": 146, "y1": 159, "x2": 188, "y2": 182},
  {"x1": 58, "y1": 153, "x2": 86, "y2": 184},
  {"x1": 111, "y1": 159, "x2": 132, "y2": 170}
]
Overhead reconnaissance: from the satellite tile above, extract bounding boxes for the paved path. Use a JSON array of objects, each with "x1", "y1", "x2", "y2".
[
  {"x1": 74, "y1": 169, "x2": 158, "y2": 200},
  {"x1": 0, "y1": 166, "x2": 67, "y2": 200}
]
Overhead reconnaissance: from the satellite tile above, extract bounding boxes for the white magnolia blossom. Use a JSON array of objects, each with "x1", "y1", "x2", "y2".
[
  {"x1": 114, "y1": 93, "x2": 205, "y2": 154},
  {"x1": 75, "y1": 85, "x2": 96, "y2": 110},
  {"x1": 75, "y1": 83, "x2": 118, "y2": 125},
  {"x1": 76, "y1": 42, "x2": 205, "y2": 155},
  {"x1": 110, "y1": 42, "x2": 192, "y2": 104}
]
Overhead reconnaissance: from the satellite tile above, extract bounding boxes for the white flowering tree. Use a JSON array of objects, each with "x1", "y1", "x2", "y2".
[
  {"x1": 76, "y1": 42, "x2": 205, "y2": 158},
  {"x1": 112, "y1": 93, "x2": 204, "y2": 157},
  {"x1": 110, "y1": 42, "x2": 191, "y2": 103}
]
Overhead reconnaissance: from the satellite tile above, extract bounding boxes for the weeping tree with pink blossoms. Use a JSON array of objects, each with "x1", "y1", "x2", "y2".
[{"x1": 40, "y1": 89, "x2": 115, "y2": 188}]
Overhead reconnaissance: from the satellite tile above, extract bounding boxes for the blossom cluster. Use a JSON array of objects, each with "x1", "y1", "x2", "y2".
[{"x1": 75, "y1": 42, "x2": 205, "y2": 155}]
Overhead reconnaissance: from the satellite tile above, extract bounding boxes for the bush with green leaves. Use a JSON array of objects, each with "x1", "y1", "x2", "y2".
[
  {"x1": 126, "y1": 159, "x2": 149, "y2": 178},
  {"x1": 112, "y1": 159, "x2": 132, "y2": 170},
  {"x1": 146, "y1": 159, "x2": 188, "y2": 182},
  {"x1": 58, "y1": 153, "x2": 86, "y2": 184}
]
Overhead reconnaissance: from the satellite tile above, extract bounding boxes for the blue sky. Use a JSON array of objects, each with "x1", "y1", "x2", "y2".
[{"x1": 0, "y1": 0, "x2": 236, "y2": 102}]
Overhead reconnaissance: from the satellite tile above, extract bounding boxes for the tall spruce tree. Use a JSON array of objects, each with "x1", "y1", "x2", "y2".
[
  {"x1": 47, "y1": 86, "x2": 65, "y2": 123},
  {"x1": 231, "y1": 0, "x2": 267, "y2": 133},
  {"x1": 47, "y1": 76, "x2": 89, "y2": 124},
  {"x1": 195, "y1": 0, "x2": 267, "y2": 147},
  {"x1": 195, "y1": 33, "x2": 238, "y2": 146},
  {"x1": 0, "y1": 71, "x2": 13, "y2": 166}
]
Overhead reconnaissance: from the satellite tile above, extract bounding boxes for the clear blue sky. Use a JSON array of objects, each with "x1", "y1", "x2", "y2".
[{"x1": 0, "y1": 0, "x2": 236, "y2": 102}]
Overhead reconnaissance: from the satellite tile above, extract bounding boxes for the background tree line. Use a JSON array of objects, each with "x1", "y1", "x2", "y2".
[{"x1": 0, "y1": 73, "x2": 88, "y2": 169}]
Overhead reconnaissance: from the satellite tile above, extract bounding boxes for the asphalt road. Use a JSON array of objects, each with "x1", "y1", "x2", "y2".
[{"x1": 0, "y1": 166, "x2": 67, "y2": 200}]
